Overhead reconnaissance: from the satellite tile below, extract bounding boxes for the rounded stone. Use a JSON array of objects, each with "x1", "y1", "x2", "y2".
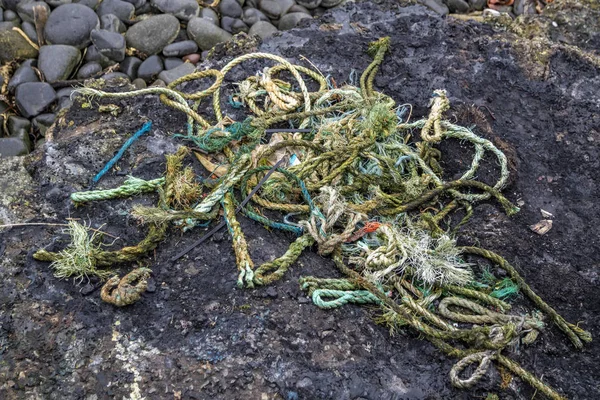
[
  {"x1": 248, "y1": 20, "x2": 278, "y2": 39},
  {"x1": 151, "y1": 0, "x2": 200, "y2": 21},
  {"x1": 421, "y1": 0, "x2": 449, "y2": 15},
  {"x1": 77, "y1": 61, "x2": 103, "y2": 79},
  {"x1": 38, "y1": 45, "x2": 82, "y2": 82},
  {"x1": 158, "y1": 62, "x2": 195, "y2": 84},
  {"x1": 137, "y1": 55, "x2": 164, "y2": 82},
  {"x1": 163, "y1": 40, "x2": 198, "y2": 57},
  {"x1": 132, "y1": 78, "x2": 147, "y2": 89},
  {"x1": 125, "y1": 14, "x2": 180, "y2": 55},
  {"x1": 32, "y1": 113, "x2": 56, "y2": 137},
  {"x1": 85, "y1": 44, "x2": 113, "y2": 68},
  {"x1": 447, "y1": 0, "x2": 469, "y2": 13},
  {"x1": 8, "y1": 60, "x2": 40, "y2": 92},
  {"x1": 15, "y1": 82, "x2": 57, "y2": 118},
  {"x1": 44, "y1": 4, "x2": 100, "y2": 49},
  {"x1": 164, "y1": 57, "x2": 184, "y2": 70},
  {"x1": 0, "y1": 22, "x2": 39, "y2": 62},
  {"x1": 296, "y1": 0, "x2": 321, "y2": 9},
  {"x1": 468, "y1": 0, "x2": 486, "y2": 10},
  {"x1": 278, "y1": 12, "x2": 311, "y2": 31},
  {"x1": 182, "y1": 53, "x2": 201, "y2": 64},
  {"x1": 119, "y1": 56, "x2": 142, "y2": 79},
  {"x1": 258, "y1": 0, "x2": 282, "y2": 19},
  {"x1": 17, "y1": 1, "x2": 51, "y2": 23},
  {"x1": 199, "y1": 8, "x2": 219, "y2": 25},
  {"x1": 242, "y1": 8, "x2": 269, "y2": 26},
  {"x1": 320, "y1": 0, "x2": 344, "y2": 6},
  {"x1": 187, "y1": 17, "x2": 233, "y2": 51},
  {"x1": 90, "y1": 28, "x2": 126, "y2": 61},
  {"x1": 96, "y1": 0, "x2": 135, "y2": 22},
  {"x1": 100, "y1": 13, "x2": 127, "y2": 33},
  {"x1": 21, "y1": 21, "x2": 38, "y2": 43},
  {"x1": 218, "y1": 0, "x2": 243, "y2": 18}
]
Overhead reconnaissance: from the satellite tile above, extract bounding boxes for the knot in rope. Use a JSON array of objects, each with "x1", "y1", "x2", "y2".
[
  {"x1": 101, "y1": 267, "x2": 152, "y2": 307},
  {"x1": 421, "y1": 89, "x2": 450, "y2": 143},
  {"x1": 449, "y1": 350, "x2": 497, "y2": 389}
]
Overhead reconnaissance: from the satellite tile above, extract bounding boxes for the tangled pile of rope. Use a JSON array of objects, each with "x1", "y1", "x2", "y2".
[{"x1": 33, "y1": 37, "x2": 590, "y2": 399}]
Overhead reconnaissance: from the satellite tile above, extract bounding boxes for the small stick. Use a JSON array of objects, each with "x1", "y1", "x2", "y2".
[{"x1": 170, "y1": 158, "x2": 285, "y2": 262}]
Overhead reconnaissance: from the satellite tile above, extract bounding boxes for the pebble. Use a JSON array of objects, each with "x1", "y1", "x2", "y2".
[
  {"x1": 120, "y1": 56, "x2": 142, "y2": 79},
  {"x1": 513, "y1": 0, "x2": 524, "y2": 15},
  {"x1": 296, "y1": 0, "x2": 322, "y2": 9},
  {"x1": 96, "y1": 0, "x2": 136, "y2": 22},
  {"x1": 8, "y1": 60, "x2": 39, "y2": 93},
  {"x1": 199, "y1": 8, "x2": 219, "y2": 25},
  {"x1": 7, "y1": 116, "x2": 31, "y2": 138},
  {"x1": 77, "y1": 61, "x2": 103, "y2": 79},
  {"x1": 38, "y1": 45, "x2": 82, "y2": 83},
  {"x1": 91, "y1": 29, "x2": 126, "y2": 61},
  {"x1": 278, "y1": 0, "x2": 297, "y2": 14},
  {"x1": 85, "y1": 44, "x2": 113, "y2": 68},
  {"x1": 0, "y1": 136, "x2": 30, "y2": 157},
  {"x1": 0, "y1": 8, "x2": 3, "y2": 22},
  {"x1": 248, "y1": 20, "x2": 278, "y2": 39},
  {"x1": 321, "y1": 0, "x2": 344, "y2": 6},
  {"x1": 32, "y1": 113, "x2": 56, "y2": 137},
  {"x1": 16, "y1": 1, "x2": 51, "y2": 24},
  {"x1": 242, "y1": 8, "x2": 269, "y2": 26},
  {"x1": 0, "y1": 22, "x2": 39, "y2": 63},
  {"x1": 102, "y1": 71, "x2": 131, "y2": 81},
  {"x1": 3, "y1": 10, "x2": 18, "y2": 22},
  {"x1": 137, "y1": 55, "x2": 164, "y2": 82},
  {"x1": 125, "y1": 14, "x2": 180, "y2": 55},
  {"x1": 157, "y1": 62, "x2": 195, "y2": 84},
  {"x1": 21, "y1": 21, "x2": 38, "y2": 43},
  {"x1": 259, "y1": 0, "x2": 282, "y2": 19},
  {"x1": 78, "y1": 0, "x2": 103, "y2": 8},
  {"x1": 278, "y1": 12, "x2": 311, "y2": 30},
  {"x1": 421, "y1": 0, "x2": 449, "y2": 15},
  {"x1": 164, "y1": 57, "x2": 184, "y2": 70},
  {"x1": 124, "y1": 0, "x2": 146, "y2": 9},
  {"x1": 47, "y1": 0, "x2": 73, "y2": 6},
  {"x1": 150, "y1": 79, "x2": 166, "y2": 87},
  {"x1": 100, "y1": 14, "x2": 127, "y2": 33},
  {"x1": 219, "y1": 0, "x2": 243, "y2": 18},
  {"x1": 447, "y1": 0, "x2": 469, "y2": 13},
  {"x1": 44, "y1": 4, "x2": 100, "y2": 49},
  {"x1": 151, "y1": 0, "x2": 200, "y2": 21},
  {"x1": 15, "y1": 82, "x2": 57, "y2": 118},
  {"x1": 182, "y1": 53, "x2": 201, "y2": 64},
  {"x1": 132, "y1": 78, "x2": 147, "y2": 89},
  {"x1": 468, "y1": 0, "x2": 486, "y2": 10},
  {"x1": 289, "y1": 4, "x2": 311, "y2": 14},
  {"x1": 163, "y1": 40, "x2": 198, "y2": 57},
  {"x1": 221, "y1": 16, "x2": 249, "y2": 34},
  {"x1": 187, "y1": 17, "x2": 233, "y2": 51}
]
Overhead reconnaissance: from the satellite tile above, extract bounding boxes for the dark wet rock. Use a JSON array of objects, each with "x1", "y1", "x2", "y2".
[
  {"x1": 137, "y1": 55, "x2": 164, "y2": 82},
  {"x1": 3, "y1": 115, "x2": 32, "y2": 157},
  {"x1": 151, "y1": 0, "x2": 200, "y2": 21},
  {"x1": 8, "y1": 60, "x2": 40, "y2": 93},
  {"x1": 242, "y1": 8, "x2": 269, "y2": 26},
  {"x1": 76, "y1": 0, "x2": 102, "y2": 8},
  {"x1": 163, "y1": 40, "x2": 198, "y2": 57},
  {"x1": 56, "y1": 87, "x2": 76, "y2": 98},
  {"x1": 0, "y1": 137, "x2": 31, "y2": 157},
  {"x1": 187, "y1": 17, "x2": 233, "y2": 51},
  {"x1": 96, "y1": 0, "x2": 135, "y2": 22},
  {"x1": 248, "y1": 20, "x2": 278, "y2": 39},
  {"x1": 44, "y1": 4, "x2": 100, "y2": 49},
  {"x1": 32, "y1": 113, "x2": 56, "y2": 137},
  {"x1": 100, "y1": 13, "x2": 127, "y2": 33},
  {"x1": 120, "y1": 56, "x2": 142, "y2": 79},
  {"x1": 468, "y1": 0, "x2": 486, "y2": 11},
  {"x1": 183, "y1": 53, "x2": 201, "y2": 64},
  {"x1": 132, "y1": 77, "x2": 146, "y2": 89},
  {"x1": 125, "y1": 14, "x2": 180, "y2": 55},
  {"x1": 296, "y1": 0, "x2": 321, "y2": 9},
  {"x1": 419, "y1": 0, "x2": 449, "y2": 15},
  {"x1": 157, "y1": 62, "x2": 195, "y2": 84},
  {"x1": 199, "y1": 7, "x2": 219, "y2": 25},
  {"x1": 446, "y1": 0, "x2": 469, "y2": 13},
  {"x1": 0, "y1": 22, "x2": 39, "y2": 63},
  {"x1": 164, "y1": 57, "x2": 184, "y2": 70},
  {"x1": 7, "y1": 115, "x2": 31, "y2": 137},
  {"x1": 221, "y1": 16, "x2": 249, "y2": 34},
  {"x1": 15, "y1": 82, "x2": 57, "y2": 118},
  {"x1": 85, "y1": 44, "x2": 113, "y2": 67},
  {"x1": 289, "y1": 4, "x2": 310, "y2": 14},
  {"x1": 278, "y1": 0, "x2": 296, "y2": 14},
  {"x1": 219, "y1": 0, "x2": 243, "y2": 18},
  {"x1": 150, "y1": 78, "x2": 166, "y2": 87},
  {"x1": 80, "y1": 283, "x2": 96, "y2": 296},
  {"x1": 16, "y1": 1, "x2": 51, "y2": 23},
  {"x1": 91, "y1": 28, "x2": 126, "y2": 61},
  {"x1": 77, "y1": 61, "x2": 103, "y2": 78},
  {"x1": 278, "y1": 12, "x2": 311, "y2": 30},
  {"x1": 0, "y1": 8, "x2": 3, "y2": 22},
  {"x1": 513, "y1": 0, "x2": 524, "y2": 15},
  {"x1": 259, "y1": 0, "x2": 282, "y2": 19},
  {"x1": 38, "y1": 45, "x2": 81, "y2": 82},
  {"x1": 123, "y1": 0, "x2": 146, "y2": 8},
  {"x1": 21, "y1": 21, "x2": 38, "y2": 43}
]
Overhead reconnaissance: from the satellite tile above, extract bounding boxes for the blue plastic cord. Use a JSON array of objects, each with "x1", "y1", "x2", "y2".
[{"x1": 92, "y1": 121, "x2": 153, "y2": 185}]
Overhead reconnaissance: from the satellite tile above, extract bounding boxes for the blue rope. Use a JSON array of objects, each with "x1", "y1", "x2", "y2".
[{"x1": 92, "y1": 121, "x2": 153, "y2": 186}]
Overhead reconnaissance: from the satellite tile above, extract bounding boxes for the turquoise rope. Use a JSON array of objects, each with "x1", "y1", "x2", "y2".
[{"x1": 92, "y1": 121, "x2": 152, "y2": 186}]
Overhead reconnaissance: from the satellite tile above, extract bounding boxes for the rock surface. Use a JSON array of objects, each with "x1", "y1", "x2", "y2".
[
  {"x1": 38, "y1": 45, "x2": 82, "y2": 82},
  {"x1": 44, "y1": 4, "x2": 100, "y2": 49},
  {"x1": 125, "y1": 14, "x2": 180, "y2": 55}
]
